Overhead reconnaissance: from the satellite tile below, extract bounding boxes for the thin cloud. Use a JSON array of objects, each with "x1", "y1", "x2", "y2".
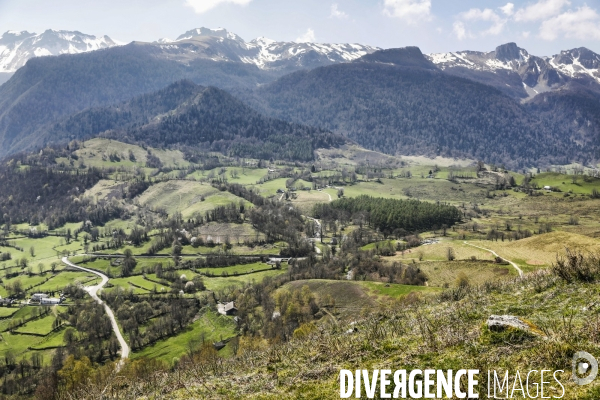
[
  {"x1": 330, "y1": 4, "x2": 349, "y2": 19},
  {"x1": 296, "y1": 28, "x2": 316, "y2": 43},
  {"x1": 539, "y1": 5, "x2": 600, "y2": 40},
  {"x1": 455, "y1": 8, "x2": 507, "y2": 38},
  {"x1": 499, "y1": 3, "x2": 515, "y2": 16},
  {"x1": 514, "y1": 0, "x2": 571, "y2": 22},
  {"x1": 185, "y1": 0, "x2": 252, "y2": 14},
  {"x1": 453, "y1": 21, "x2": 469, "y2": 40},
  {"x1": 383, "y1": 0, "x2": 432, "y2": 22}
]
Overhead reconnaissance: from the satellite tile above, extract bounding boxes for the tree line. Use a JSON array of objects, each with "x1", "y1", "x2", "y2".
[{"x1": 314, "y1": 195, "x2": 462, "y2": 237}]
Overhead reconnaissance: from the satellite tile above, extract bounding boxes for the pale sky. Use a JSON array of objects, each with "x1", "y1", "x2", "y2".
[{"x1": 0, "y1": 0, "x2": 599, "y2": 55}]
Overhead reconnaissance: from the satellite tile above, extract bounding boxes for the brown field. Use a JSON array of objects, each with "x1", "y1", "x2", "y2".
[
  {"x1": 387, "y1": 239, "x2": 495, "y2": 263},
  {"x1": 284, "y1": 280, "x2": 378, "y2": 315},
  {"x1": 289, "y1": 190, "x2": 333, "y2": 214},
  {"x1": 418, "y1": 260, "x2": 516, "y2": 288},
  {"x1": 469, "y1": 231, "x2": 600, "y2": 269}
]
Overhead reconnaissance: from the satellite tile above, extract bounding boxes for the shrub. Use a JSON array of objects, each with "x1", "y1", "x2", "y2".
[{"x1": 552, "y1": 250, "x2": 600, "y2": 283}]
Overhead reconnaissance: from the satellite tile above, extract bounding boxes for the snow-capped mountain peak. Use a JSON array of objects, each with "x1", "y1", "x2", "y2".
[
  {"x1": 428, "y1": 43, "x2": 532, "y2": 73},
  {"x1": 250, "y1": 37, "x2": 277, "y2": 46},
  {"x1": 160, "y1": 27, "x2": 380, "y2": 71},
  {"x1": 0, "y1": 29, "x2": 119, "y2": 73},
  {"x1": 427, "y1": 42, "x2": 600, "y2": 99},
  {"x1": 549, "y1": 47, "x2": 600, "y2": 83},
  {"x1": 176, "y1": 27, "x2": 245, "y2": 43},
  {"x1": 494, "y1": 42, "x2": 529, "y2": 63}
]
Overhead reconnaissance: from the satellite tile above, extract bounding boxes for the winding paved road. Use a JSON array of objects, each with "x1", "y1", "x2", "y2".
[
  {"x1": 463, "y1": 241, "x2": 523, "y2": 277},
  {"x1": 62, "y1": 257, "x2": 130, "y2": 369}
]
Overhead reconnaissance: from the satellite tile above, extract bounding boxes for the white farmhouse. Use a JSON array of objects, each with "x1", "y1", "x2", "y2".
[{"x1": 41, "y1": 297, "x2": 63, "y2": 306}]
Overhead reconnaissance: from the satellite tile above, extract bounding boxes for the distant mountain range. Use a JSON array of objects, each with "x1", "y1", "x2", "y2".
[
  {"x1": 3, "y1": 27, "x2": 598, "y2": 98},
  {"x1": 428, "y1": 42, "x2": 600, "y2": 99},
  {"x1": 0, "y1": 29, "x2": 118, "y2": 84},
  {"x1": 238, "y1": 47, "x2": 594, "y2": 168},
  {"x1": 0, "y1": 27, "x2": 599, "y2": 167},
  {"x1": 155, "y1": 27, "x2": 379, "y2": 72}
]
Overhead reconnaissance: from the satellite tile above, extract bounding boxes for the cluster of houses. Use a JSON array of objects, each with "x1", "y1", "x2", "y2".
[
  {"x1": 0, "y1": 293, "x2": 65, "y2": 307},
  {"x1": 31, "y1": 293, "x2": 65, "y2": 305}
]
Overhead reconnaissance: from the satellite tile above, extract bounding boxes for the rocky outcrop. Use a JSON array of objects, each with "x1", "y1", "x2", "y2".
[{"x1": 487, "y1": 315, "x2": 531, "y2": 332}]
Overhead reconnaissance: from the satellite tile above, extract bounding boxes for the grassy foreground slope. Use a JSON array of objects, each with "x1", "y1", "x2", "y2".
[
  {"x1": 165, "y1": 274, "x2": 600, "y2": 399},
  {"x1": 65, "y1": 262, "x2": 600, "y2": 399}
]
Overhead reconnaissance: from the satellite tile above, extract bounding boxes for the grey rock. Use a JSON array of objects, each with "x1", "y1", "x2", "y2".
[{"x1": 487, "y1": 315, "x2": 530, "y2": 332}]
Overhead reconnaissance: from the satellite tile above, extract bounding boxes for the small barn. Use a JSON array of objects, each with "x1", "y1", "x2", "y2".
[
  {"x1": 31, "y1": 293, "x2": 49, "y2": 302},
  {"x1": 217, "y1": 301, "x2": 238, "y2": 316}
]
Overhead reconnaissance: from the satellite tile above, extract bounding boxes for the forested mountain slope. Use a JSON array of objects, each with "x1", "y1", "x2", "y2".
[
  {"x1": 51, "y1": 80, "x2": 345, "y2": 161},
  {"x1": 239, "y1": 47, "x2": 596, "y2": 168},
  {"x1": 1, "y1": 36, "x2": 599, "y2": 167},
  {"x1": 0, "y1": 43, "x2": 276, "y2": 158},
  {"x1": 525, "y1": 86, "x2": 600, "y2": 153},
  {"x1": 0, "y1": 27, "x2": 378, "y2": 160}
]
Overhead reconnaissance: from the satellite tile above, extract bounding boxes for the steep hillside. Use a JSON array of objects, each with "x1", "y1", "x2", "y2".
[
  {"x1": 0, "y1": 44, "x2": 280, "y2": 158},
  {"x1": 50, "y1": 80, "x2": 346, "y2": 161},
  {"x1": 2, "y1": 31, "x2": 600, "y2": 167},
  {"x1": 47, "y1": 80, "x2": 206, "y2": 141},
  {"x1": 525, "y1": 86, "x2": 600, "y2": 153},
  {"x1": 35, "y1": 264, "x2": 600, "y2": 399},
  {"x1": 0, "y1": 26, "x2": 377, "y2": 159},
  {"x1": 240, "y1": 47, "x2": 590, "y2": 168}
]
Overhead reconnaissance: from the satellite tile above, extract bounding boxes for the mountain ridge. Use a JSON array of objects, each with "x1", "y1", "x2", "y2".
[
  {"x1": 427, "y1": 42, "x2": 600, "y2": 99},
  {"x1": 45, "y1": 79, "x2": 347, "y2": 161},
  {"x1": 155, "y1": 27, "x2": 380, "y2": 72},
  {"x1": 0, "y1": 29, "x2": 118, "y2": 84},
  {"x1": 0, "y1": 27, "x2": 599, "y2": 168},
  {"x1": 235, "y1": 46, "x2": 595, "y2": 168}
]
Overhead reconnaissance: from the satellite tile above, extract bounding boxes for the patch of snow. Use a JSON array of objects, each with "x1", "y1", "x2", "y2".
[
  {"x1": 549, "y1": 54, "x2": 600, "y2": 83},
  {"x1": 428, "y1": 52, "x2": 478, "y2": 70},
  {"x1": 485, "y1": 58, "x2": 513, "y2": 71},
  {"x1": 33, "y1": 48, "x2": 52, "y2": 57}
]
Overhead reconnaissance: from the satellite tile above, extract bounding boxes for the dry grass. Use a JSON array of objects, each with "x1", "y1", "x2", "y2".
[
  {"x1": 399, "y1": 154, "x2": 475, "y2": 167},
  {"x1": 418, "y1": 260, "x2": 516, "y2": 288},
  {"x1": 83, "y1": 179, "x2": 126, "y2": 201},
  {"x1": 388, "y1": 239, "x2": 495, "y2": 263},
  {"x1": 75, "y1": 138, "x2": 190, "y2": 169},
  {"x1": 195, "y1": 222, "x2": 261, "y2": 241},
  {"x1": 135, "y1": 181, "x2": 250, "y2": 219},
  {"x1": 284, "y1": 280, "x2": 378, "y2": 315},
  {"x1": 289, "y1": 190, "x2": 333, "y2": 214},
  {"x1": 469, "y1": 231, "x2": 600, "y2": 268},
  {"x1": 71, "y1": 268, "x2": 600, "y2": 399},
  {"x1": 315, "y1": 145, "x2": 403, "y2": 167}
]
